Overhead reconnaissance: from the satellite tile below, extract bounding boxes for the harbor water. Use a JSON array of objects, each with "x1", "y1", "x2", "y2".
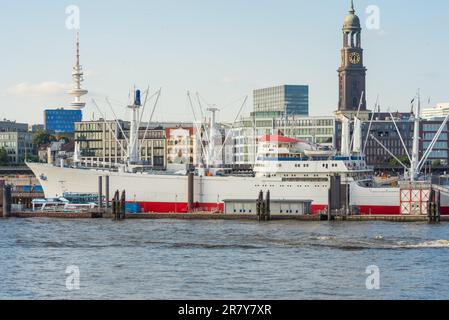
[{"x1": 1, "y1": 218, "x2": 449, "y2": 299}]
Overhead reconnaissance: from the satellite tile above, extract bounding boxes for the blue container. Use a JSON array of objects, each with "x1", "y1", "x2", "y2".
[
  {"x1": 21, "y1": 185, "x2": 43, "y2": 192},
  {"x1": 125, "y1": 203, "x2": 141, "y2": 213}
]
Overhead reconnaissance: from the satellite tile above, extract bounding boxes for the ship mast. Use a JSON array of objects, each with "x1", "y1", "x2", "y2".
[
  {"x1": 410, "y1": 90, "x2": 421, "y2": 182},
  {"x1": 127, "y1": 90, "x2": 142, "y2": 164},
  {"x1": 207, "y1": 107, "x2": 219, "y2": 168}
]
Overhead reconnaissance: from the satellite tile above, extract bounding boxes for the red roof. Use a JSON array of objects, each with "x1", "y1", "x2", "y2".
[{"x1": 258, "y1": 135, "x2": 301, "y2": 143}]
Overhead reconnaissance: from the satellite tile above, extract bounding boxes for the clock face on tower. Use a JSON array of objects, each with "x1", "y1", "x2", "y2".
[{"x1": 349, "y1": 52, "x2": 361, "y2": 64}]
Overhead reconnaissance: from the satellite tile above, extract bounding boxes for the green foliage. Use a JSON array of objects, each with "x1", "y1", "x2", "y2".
[
  {"x1": 0, "y1": 147, "x2": 8, "y2": 165},
  {"x1": 432, "y1": 160, "x2": 442, "y2": 167},
  {"x1": 389, "y1": 155, "x2": 410, "y2": 167},
  {"x1": 32, "y1": 130, "x2": 56, "y2": 148}
]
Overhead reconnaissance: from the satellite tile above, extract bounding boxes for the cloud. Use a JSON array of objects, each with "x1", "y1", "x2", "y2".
[{"x1": 7, "y1": 81, "x2": 71, "y2": 96}]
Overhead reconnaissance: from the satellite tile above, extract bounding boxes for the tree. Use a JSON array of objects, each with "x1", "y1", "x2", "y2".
[
  {"x1": 432, "y1": 160, "x2": 443, "y2": 168},
  {"x1": 32, "y1": 130, "x2": 56, "y2": 148},
  {"x1": 389, "y1": 155, "x2": 410, "y2": 167},
  {"x1": 0, "y1": 147, "x2": 8, "y2": 165}
]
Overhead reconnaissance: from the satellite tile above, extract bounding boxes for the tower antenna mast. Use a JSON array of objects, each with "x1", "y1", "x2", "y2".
[{"x1": 69, "y1": 32, "x2": 88, "y2": 110}]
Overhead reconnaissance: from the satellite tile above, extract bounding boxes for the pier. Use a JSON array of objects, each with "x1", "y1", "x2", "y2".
[{"x1": 3, "y1": 210, "x2": 449, "y2": 222}]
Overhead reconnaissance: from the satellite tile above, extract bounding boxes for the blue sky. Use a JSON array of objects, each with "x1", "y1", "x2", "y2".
[{"x1": 1, "y1": 0, "x2": 449, "y2": 124}]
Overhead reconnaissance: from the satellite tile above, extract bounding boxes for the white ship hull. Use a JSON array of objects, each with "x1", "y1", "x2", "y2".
[{"x1": 27, "y1": 162, "x2": 449, "y2": 215}]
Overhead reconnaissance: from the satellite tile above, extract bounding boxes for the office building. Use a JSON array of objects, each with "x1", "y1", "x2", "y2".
[
  {"x1": 335, "y1": 112, "x2": 449, "y2": 170},
  {"x1": 253, "y1": 85, "x2": 309, "y2": 117},
  {"x1": 0, "y1": 120, "x2": 35, "y2": 164},
  {"x1": 29, "y1": 124, "x2": 45, "y2": 132},
  {"x1": 0, "y1": 120, "x2": 28, "y2": 133},
  {"x1": 0, "y1": 131, "x2": 34, "y2": 164},
  {"x1": 44, "y1": 109, "x2": 83, "y2": 133},
  {"x1": 422, "y1": 103, "x2": 449, "y2": 120},
  {"x1": 166, "y1": 127, "x2": 200, "y2": 169},
  {"x1": 232, "y1": 115, "x2": 335, "y2": 165},
  {"x1": 75, "y1": 120, "x2": 166, "y2": 169}
]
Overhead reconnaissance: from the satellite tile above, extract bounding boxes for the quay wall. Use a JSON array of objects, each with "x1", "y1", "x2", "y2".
[{"x1": 1, "y1": 211, "x2": 448, "y2": 222}]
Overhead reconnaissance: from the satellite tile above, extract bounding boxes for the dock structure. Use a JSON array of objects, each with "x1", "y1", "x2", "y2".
[
  {"x1": 2, "y1": 184, "x2": 12, "y2": 218},
  {"x1": 112, "y1": 190, "x2": 126, "y2": 221}
]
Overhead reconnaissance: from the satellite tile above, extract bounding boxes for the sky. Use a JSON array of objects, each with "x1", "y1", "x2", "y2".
[{"x1": 1, "y1": 0, "x2": 449, "y2": 125}]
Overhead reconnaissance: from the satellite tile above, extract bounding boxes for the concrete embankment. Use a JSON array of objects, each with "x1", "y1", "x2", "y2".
[
  {"x1": 1, "y1": 211, "x2": 448, "y2": 222},
  {"x1": 1, "y1": 211, "x2": 321, "y2": 221}
]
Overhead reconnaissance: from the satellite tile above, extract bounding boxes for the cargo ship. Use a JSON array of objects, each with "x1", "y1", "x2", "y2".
[{"x1": 27, "y1": 89, "x2": 449, "y2": 216}]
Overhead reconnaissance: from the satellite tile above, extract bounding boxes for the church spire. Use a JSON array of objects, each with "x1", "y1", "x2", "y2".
[
  {"x1": 349, "y1": 0, "x2": 355, "y2": 14},
  {"x1": 338, "y1": 0, "x2": 367, "y2": 113}
]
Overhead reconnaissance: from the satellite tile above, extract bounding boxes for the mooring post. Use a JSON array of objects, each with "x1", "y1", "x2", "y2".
[
  {"x1": 120, "y1": 190, "x2": 126, "y2": 220},
  {"x1": 105, "y1": 176, "x2": 110, "y2": 211},
  {"x1": 256, "y1": 190, "x2": 263, "y2": 221},
  {"x1": 188, "y1": 172, "x2": 194, "y2": 212},
  {"x1": 436, "y1": 189, "x2": 441, "y2": 223},
  {"x1": 3, "y1": 184, "x2": 12, "y2": 218},
  {"x1": 112, "y1": 190, "x2": 119, "y2": 221},
  {"x1": 265, "y1": 190, "x2": 271, "y2": 221},
  {"x1": 98, "y1": 176, "x2": 103, "y2": 211},
  {"x1": 0, "y1": 180, "x2": 4, "y2": 217}
]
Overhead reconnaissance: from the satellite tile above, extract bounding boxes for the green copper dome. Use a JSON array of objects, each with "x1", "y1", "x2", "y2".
[{"x1": 343, "y1": 0, "x2": 361, "y2": 28}]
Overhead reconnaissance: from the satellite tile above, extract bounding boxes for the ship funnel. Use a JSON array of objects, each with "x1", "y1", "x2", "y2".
[{"x1": 134, "y1": 89, "x2": 142, "y2": 106}]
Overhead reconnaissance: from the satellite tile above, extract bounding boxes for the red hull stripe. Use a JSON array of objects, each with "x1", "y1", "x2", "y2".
[{"x1": 135, "y1": 201, "x2": 449, "y2": 216}]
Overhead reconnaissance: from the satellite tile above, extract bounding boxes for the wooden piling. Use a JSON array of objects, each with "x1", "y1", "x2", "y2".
[
  {"x1": 3, "y1": 185, "x2": 12, "y2": 218},
  {"x1": 112, "y1": 190, "x2": 119, "y2": 221},
  {"x1": 188, "y1": 172, "x2": 194, "y2": 212},
  {"x1": 265, "y1": 190, "x2": 271, "y2": 221},
  {"x1": 256, "y1": 190, "x2": 263, "y2": 222},
  {"x1": 120, "y1": 190, "x2": 126, "y2": 220},
  {"x1": 105, "y1": 176, "x2": 110, "y2": 210},
  {"x1": 98, "y1": 176, "x2": 103, "y2": 210}
]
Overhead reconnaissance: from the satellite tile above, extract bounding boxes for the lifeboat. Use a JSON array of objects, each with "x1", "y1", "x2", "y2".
[{"x1": 304, "y1": 149, "x2": 337, "y2": 158}]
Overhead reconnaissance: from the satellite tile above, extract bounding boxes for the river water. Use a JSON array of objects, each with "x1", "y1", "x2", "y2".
[{"x1": 0, "y1": 218, "x2": 449, "y2": 300}]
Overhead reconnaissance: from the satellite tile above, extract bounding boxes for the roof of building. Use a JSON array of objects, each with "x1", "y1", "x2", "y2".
[
  {"x1": 60, "y1": 141, "x2": 75, "y2": 152},
  {"x1": 259, "y1": 134, "x2": 301, "y2": 143},
  {"x1": 343, "y1": 0, "x2": 360, "y2": 28}
]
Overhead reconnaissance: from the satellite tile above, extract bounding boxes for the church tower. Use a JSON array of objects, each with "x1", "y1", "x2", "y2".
[{"x1": 337, "y1": 1, "x2": 367, "y2": 116}]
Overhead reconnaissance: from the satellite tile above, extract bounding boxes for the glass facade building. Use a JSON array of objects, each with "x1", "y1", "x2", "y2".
[
  {"x1": 75, "y1": 120, "x2": 166, "y2": 168},
  {"x1": 44, "y1": 109, "x2": 83, "y2": 133},
  {"x1": 253, "y1": 85, "x2": 309, "y2": 117},
  {"x1": 231, "y1": 116, "x2": 335, "y2": 164}
]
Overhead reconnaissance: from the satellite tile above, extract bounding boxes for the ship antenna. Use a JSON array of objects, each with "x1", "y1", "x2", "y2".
[
  {"x1": 410, "y1": 89, "x2": 421, "y2": 181},
  {"x1": 363, "y1": 95, "x2": 379, "y2": 154}
]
